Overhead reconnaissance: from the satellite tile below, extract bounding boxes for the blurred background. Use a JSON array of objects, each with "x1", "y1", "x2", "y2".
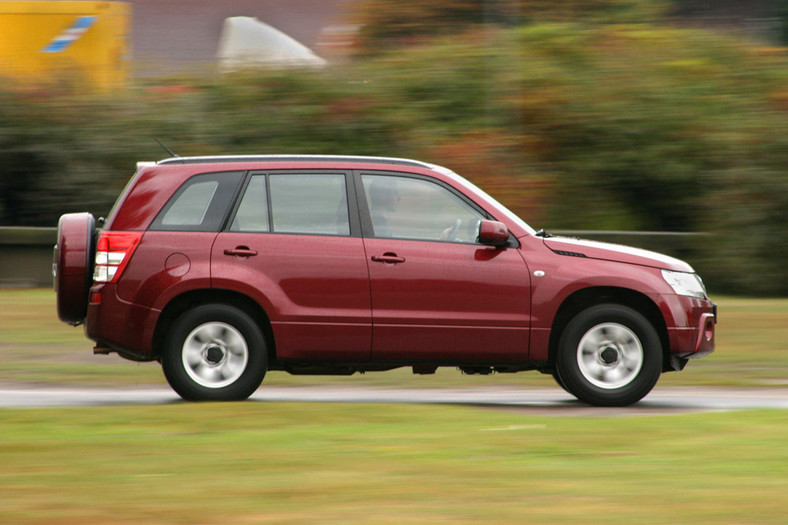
[{"x1": 1, "y1": 0, "x2": 788, "y2": 296}]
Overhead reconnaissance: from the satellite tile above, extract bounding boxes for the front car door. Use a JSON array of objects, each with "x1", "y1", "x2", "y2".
[{"x1": 358, "y1": 172, "x2": 531, "y2": 362}]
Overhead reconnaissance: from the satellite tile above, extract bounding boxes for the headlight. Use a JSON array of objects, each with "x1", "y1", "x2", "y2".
[{"x1": 661, "y1": 270, "x2": 707, "y2": 299}]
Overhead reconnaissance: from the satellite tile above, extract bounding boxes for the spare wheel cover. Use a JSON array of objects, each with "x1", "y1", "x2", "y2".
[{"x1": 54, "y1": 212, "x2": 95, "y2": 324}]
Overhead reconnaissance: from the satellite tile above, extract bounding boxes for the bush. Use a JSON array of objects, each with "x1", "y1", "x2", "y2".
[
  {"x1": 2, "y1": 16, "x2": 788, "y2": 294},
  {"x1": 349, "y1": 0, "x2": 670, "y2": 55}
]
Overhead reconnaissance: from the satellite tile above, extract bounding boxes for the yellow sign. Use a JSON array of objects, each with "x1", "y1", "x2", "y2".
[{"x1": 0, "y1": 1, "x2": 131, "y2": 90}]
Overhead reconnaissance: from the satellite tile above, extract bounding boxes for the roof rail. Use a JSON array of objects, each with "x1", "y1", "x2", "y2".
[{"x1": 157, "y1": 154, "x2": 435, "y2": 169}]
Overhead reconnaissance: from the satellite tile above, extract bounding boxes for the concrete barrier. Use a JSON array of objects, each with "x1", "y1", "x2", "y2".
[{"x1": 0, "y1": 227, "x2": 57, "y2": 288}]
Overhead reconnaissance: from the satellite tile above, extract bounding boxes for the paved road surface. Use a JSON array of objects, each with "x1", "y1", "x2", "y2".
[{"x1": 1, "y1": 385, "x2": 787, "y2": 415}]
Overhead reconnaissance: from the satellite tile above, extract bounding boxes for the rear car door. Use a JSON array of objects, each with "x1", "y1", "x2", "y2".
[
  {"x1": 358, "y1": 172, "x2": 532, "y2": 362},
  {"x1": 212, "y1": 171, "x2": 371, "y2": 360}
]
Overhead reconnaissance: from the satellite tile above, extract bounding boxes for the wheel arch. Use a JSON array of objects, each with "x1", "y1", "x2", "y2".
[
  {"x1": 547, "y1": 286, "x2": 669, "y2": 369},
  {"x1": 152, "y1": 288, "x2": 275, "y2": 361}
]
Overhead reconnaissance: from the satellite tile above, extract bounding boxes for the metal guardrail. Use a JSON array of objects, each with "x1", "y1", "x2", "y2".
[
  {"x1": 0, "y1": 227, "x2": 57, "y2": 288},
  {"x1": 552, "y1": 230, "x2": 709, "y2": 237},
  {"x1": 0, "y1": 227, "x2": 709, "y2": 288}
]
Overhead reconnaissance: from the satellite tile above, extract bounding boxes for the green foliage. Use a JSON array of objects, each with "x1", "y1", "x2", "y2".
[
  {"x1": 350, "y1": 0, "x2": 671, "y2": 55},
  {"x1": 2, "y1": 11, "x2": 788, "y2": 294}
]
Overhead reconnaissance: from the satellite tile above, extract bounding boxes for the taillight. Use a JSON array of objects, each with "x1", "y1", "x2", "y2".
[{"x1": 93, "y1": 231, "x2": 143, "y2": 283}]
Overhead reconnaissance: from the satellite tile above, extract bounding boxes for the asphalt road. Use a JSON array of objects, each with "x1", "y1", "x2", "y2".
[{"x1": 1, "y1": 385, "x2": 787, "y2": 415}]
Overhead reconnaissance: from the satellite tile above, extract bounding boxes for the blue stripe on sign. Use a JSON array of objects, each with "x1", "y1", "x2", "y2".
[
  {"x1": 41, "y1": 16, "x2": 97, "y2": 53},
  {"x1": 71, "y1": 16, "x2": 97, "y2": 30}
]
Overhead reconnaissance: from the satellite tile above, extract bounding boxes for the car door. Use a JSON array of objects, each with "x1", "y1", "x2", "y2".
[
  {"x1": 212, "y1": 171, "x2": 371, "y2": 360},
  {"x1": 358, "y1": 172, "x2": 531, "y2": 362}
]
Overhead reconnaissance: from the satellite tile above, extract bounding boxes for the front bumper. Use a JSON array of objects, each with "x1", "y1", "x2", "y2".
[{"x1": 664, "y1": 297, "x2": 716, "y2": 358}]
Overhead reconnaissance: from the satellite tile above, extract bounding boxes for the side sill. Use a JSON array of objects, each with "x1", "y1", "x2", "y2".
[{"x1": 93, "y1": 342, "x2": 157, "y2": 362}]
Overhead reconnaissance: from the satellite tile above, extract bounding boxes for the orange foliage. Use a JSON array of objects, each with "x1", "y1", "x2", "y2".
[{"x1": 420, "y1": 132, "x2": 552, "y2": 225}]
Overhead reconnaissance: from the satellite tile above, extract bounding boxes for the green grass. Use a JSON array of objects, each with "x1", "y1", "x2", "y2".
[
  {"x1": 0, "y1": 403, "x2": 785, "y2": 523},
  {"x1": 1, "y1": 289, "x2": 787, "y2": 523},
  {"x1": 1, "y1": 288, "x2": 787, "y2": 388}
]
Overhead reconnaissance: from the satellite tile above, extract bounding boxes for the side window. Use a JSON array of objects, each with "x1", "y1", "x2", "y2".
[
  {"x1": 362, "y1": 174, "x2": 485, "y2": 243},
  {"x1": 230, "y1": 175, "x2": 269, "y2": 232},
  {"x1": 150, "y1": 171, "x2": 244, "y2": 232},
  {"x1": 269, "y1": 174, "x2": 350, "y2": 236},
  {"x1": 161, "y1": 181, "x2": 217, "y2": 226}
]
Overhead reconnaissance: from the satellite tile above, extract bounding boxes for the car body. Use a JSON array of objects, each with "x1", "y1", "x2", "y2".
[{"x1": 53, "y1": 155, "x2": 716, "y2": 405}]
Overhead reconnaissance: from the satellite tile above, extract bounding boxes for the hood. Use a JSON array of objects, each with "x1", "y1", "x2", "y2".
[{"x1": 543, "y1": 236, "x2": 694, "y2": 273}]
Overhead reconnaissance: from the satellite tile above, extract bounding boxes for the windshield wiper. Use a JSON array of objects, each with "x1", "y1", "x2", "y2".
[{"x1": 535, "y1": 229, "x2": 554, "y2": 238}]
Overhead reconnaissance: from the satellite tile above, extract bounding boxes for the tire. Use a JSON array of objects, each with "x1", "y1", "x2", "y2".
[
  {"x1": 54, "y1": 213, "x2": 96, "y2": 325},
  {"x1": 556, "y1": 304, "x2": 662, "y2": 407},
  {"x1": 550, "y1": 370, "x2": 569, "y2": 393},
  {"x1": 161, "y1": 304, "x2": 268, "y2": 401}
]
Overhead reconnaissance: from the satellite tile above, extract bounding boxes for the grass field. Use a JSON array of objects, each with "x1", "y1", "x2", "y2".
[
  {"x1": 0, "y1": 403, "x2": 787, "y2": 523},
  {"x1": 1, "y1": 289, "x2": 787, "y2": 388},
  {"x1": 1, "y1": 289, "x2": 787, "y2": 523}
]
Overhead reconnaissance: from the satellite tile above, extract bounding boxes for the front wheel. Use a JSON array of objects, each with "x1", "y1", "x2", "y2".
[
  {"x1": 555, "y1": 304, "x2": 662, "y2": 407},
  {"x1": 162, "y1": 304, "x2": 267, "y2": 401}
]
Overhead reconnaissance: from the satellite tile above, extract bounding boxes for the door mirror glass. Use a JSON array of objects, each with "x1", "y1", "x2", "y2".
[{"x1": 478, "y1": 220, "x2": 509, "y2": 246}]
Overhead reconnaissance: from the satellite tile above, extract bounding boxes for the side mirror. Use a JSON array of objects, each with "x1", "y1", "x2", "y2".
[{"x1": 478, "y1": 220, "x2": 510, "y2": 247}]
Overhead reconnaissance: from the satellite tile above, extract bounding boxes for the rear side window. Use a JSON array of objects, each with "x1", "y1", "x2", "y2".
[
  {"x1": 150, "y1": 171, "x2": 244, "y2": 231},
  {"x1": 230, "y1": 173, "x2": 350, "y2": 236},
  {"x1": 270, "y1": 174, "x2": 349, "y2": 235},
  {"x1": 162, "y1": 181, "x2": 218, "y2": 226},
  {"x1": 230, "y1": 175, "x2": 269, "y2": 232}
]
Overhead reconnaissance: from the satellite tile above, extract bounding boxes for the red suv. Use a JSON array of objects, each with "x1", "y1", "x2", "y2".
[{"x1": 53, "y1": 155, "x2": 716, "y2": 405}]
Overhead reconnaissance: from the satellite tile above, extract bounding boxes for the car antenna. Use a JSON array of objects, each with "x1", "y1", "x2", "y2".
[{"x1": 154, "y1": 138, "x2": 179, "y2": 158}]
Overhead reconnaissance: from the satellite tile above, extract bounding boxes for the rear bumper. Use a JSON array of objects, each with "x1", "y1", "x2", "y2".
[{"x1": 85, "y1": 283, "x2": 160, "y2": 359}]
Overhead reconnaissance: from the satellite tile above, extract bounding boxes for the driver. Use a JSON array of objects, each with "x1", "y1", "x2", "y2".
[{"x1": 369, "y1": 178, "x2": 399, "y2": 237}]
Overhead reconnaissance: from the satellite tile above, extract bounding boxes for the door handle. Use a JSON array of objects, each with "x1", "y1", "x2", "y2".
[
  {"x1": 371, "y1": 253, "x2": 405, "y2": 264},
  {"x1": 224, "y1": 247, "x2": 258, "y2": 257}
]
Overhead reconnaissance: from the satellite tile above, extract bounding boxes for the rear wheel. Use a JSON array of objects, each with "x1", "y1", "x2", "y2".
[
  {"x1": 556, "y1": 304, "x2": 662, "y2": 407},
  {"x1": 53, "y1": 213, "x2": 96, "y2": 325},
  {"x1": 550, "y1": 370, "x2": 569, "y2": 393},
  {"x1": 162, "y1": 304, "x2": 267, "y2": 401}
]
